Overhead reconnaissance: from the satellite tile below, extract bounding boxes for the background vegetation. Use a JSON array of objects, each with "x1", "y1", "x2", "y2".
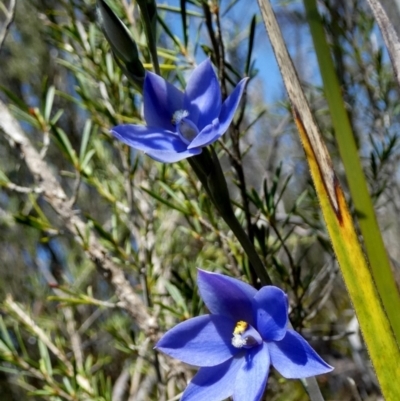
[{"x1": 0, "y1": 0, "x2": 399, "y2": 399}]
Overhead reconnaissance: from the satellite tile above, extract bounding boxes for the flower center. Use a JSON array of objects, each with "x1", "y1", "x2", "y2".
[
  {"x1": 172, "y1": 109, "x2": 199, "y2": 145},
  {"x1": 231, "y1": 320, "x2": 261, "y2": 349}
]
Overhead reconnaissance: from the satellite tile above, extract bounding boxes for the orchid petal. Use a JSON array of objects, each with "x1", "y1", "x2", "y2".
[
  {"x1": 253, "y1": 286, "x2": 288, "y2": 342},
  {"x1": 112, "y1": 125, "x2": 200, "y2": 162},
  {"x1": 143, "y1": 72, "x2": 184, "y2": 130},
  {"x1": 112, "y1": 125, "x2": 183, "y2": 152},
  {"x1": 233, "y1": 343, "x2": 270, "y2": 401},
  {"x1": 197, "y1": 270, "x2": 257, "y2": 324},
  {"x1": 217, "y1": 78, "x2": 248, "y2": 135},
  {"x1": 187, "y1": 120, "x2": 220, "y2": 149},
  {"x1": 184, "y1": 59, "x2": 221, "y2": 130},
  {"x1": 269, "y1": 330, "x2": 333, "y2": 379},
  {"x1": 181, "y1": 356, "x2": 244, "y2": 401},
  {"x1": 156, "y1": 315, "x2": 238, "y2": 367},
  {"x1": 145, "y1": 147, "x2": 201, "y2": 162}
]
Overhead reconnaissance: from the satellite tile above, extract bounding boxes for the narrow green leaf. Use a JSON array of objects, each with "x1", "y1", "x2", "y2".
[
  {"x1": 52, "y1": 127, "x2": 78, "y2": 166},
  {"x1": 0, "y1": 170, "x2": 10, "y2": 184},
  {"x1": 164, "y1": 281, "x2": 189, "y2": 315},
  {"x1": 8, "y1": 105, "x2": 39, "y2": 128},
  {"x1": 44, "y1": 85, "x2": 55, "y2": 122},
  {"x1": 81, "y1": 149, "x2": 96, "y2": 173},
  {"x1": 141, "y1": 186, "x2": 188, "y2": 215},
  {"x1": 0, "y1": 85, "x2": 29, "y2": 111},
  {"x1": 79, "y1": 120, "x2": 92, "y2": 162},
  {"x1": 0, "y1": 316, "x2": 15, "y2": 351},
  {"x1": 38, "y1": 340, "x2": 52, "y2": 376},
  {"x1": 50, "y1": 109, "x2": 64, "y2": 125},
  {"x1": 157, "y1": 15, "x2": 183, "y2": 52},
  {"x1": 14, "y1": 214, "x2": 53, "y2": 232}
]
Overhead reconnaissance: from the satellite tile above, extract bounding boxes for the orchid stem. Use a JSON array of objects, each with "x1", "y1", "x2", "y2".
[
  {"x1": 302, "y1": 377, "x2": 325, "y2": 401},
  {"x1": 221, "y1": 209, "x2": 272, "y2": 286},
  {"x1": 189, "y1": 149, "x2": 271, "y2": 287}
]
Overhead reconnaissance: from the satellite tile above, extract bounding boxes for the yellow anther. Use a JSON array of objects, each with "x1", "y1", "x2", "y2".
[{"x1": 233, "y1": 321, "x2": 248, "y2": 335}]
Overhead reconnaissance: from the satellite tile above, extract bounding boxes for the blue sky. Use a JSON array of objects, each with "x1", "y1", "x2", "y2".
[{"x1": 157, "y1": 0, "x2": 321, "y2": 103}]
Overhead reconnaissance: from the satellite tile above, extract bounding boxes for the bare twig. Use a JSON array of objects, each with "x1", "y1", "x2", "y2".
[
  {"x1": 0, "y1": 0, "x2": 16, "y2": 52},
  {"x1": 213, "y1": 3, "x2": 227, "y2": 98},
  {"x1": 36, "y1": 254, "x2": 85, "y2": 372},
  {"x1": 366, "y1": 0, "x2": 400, "y2": 89},
  {"x1": 5, "y1": 295, "x2": 93, "y2": 395},
  {"x1": 5, "y1": 295, "x2": 71, "y2": 368},
  {"x1": 113, "y1": 364, "x2": 131, "y2": 401},
  {"x1": 3, "y1": 182, "x2": 43, "y2": 194}
]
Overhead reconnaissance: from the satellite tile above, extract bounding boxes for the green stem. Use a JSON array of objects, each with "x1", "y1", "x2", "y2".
[
  {"x1": 189, "y1": 149, "x2": 271, "y2": 286},
  {"x1": 221, "y1": 208, "x2": 272, "y2": 286},
  {"x1": 302, "y1": 377, "x2": 325, "y2": 401}
]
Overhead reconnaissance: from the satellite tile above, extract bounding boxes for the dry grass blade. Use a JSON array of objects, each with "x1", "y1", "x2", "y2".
[
  {"x1": 256, "y1": 0, "x2": 338, "y2": 215},
  {"x1": 366, "y1": 0, "x2": 400, "y2": 88}
]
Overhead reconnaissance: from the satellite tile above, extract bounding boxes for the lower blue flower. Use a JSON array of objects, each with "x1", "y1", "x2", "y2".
[{"x1": 156, "y1": 270, "x2": 333, "y2": 401}]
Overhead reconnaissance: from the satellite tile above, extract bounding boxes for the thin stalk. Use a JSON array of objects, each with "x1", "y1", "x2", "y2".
[
  {"x1": 188, "y1": 151, "x2": 271, "y2": 286},
  {"x1": 302, "y1": 377, "x2": 325, "y2": 401},
  {"x1": 222, "y1": 208, "x2": 272, "y2": 286}
]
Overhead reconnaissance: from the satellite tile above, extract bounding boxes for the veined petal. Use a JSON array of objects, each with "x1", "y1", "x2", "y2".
[
  {"x1": 143, "y1": 72, "x2": 184, "y2": 130},
  {"x1": 112, "y1": 125, "x2": 201, "y2": 163},
  {"x1": 155, "y1": 315, "x2": 238, "y2": 367},
  {"x1": 233, "y1": 343, "x2": 270, "y2": 401},
  {"x1": 187, "y1": 120, "x2": 220, "y2": 149},
  {"x1": 269, "y1": 330, "x2": 333, "y2": 379},
  {"x1": 197, "y1": 270, "x2": 257, "y2": 324},
  {"x1": 184, "y1": 59, "x2": 221, "y2": 130},
  {"x1": 181, "y1": 356, "x2": 244, "y2": 401},
  {"x1": 145, "y1": 147, "x2": 201, "y2": 163},
  {"x1": 217, "y1": 78, "x2": 248, "y2": 135},
  {"x1": 112, "y1": 125, "x2": 183, "y2": 151},
  {"x1": 253, "y1": 286, "x2": 288, "y2": 342}
]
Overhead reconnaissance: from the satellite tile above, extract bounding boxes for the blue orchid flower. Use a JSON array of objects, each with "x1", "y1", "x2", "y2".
[
  {"x1": 156, "y1": 270, "x2": 333, "y2": 401},
  {"x1": 112, "y1": 59, "x2": 248, "y2": 163}
]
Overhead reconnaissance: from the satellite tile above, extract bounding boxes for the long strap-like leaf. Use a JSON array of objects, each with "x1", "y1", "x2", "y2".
[
  {"x1": 256, "y1": 0, "x2": 400, "y2": 398},
  {"x1": 303, "y1": 0, "x2": 400, "y2": 344}
]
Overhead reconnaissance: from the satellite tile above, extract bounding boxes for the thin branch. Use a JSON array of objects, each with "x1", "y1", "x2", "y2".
[
  {"x1": 5, "y1": 295, "x2": 72, "y2": 369},
  {"x1": 213, "y1": 3, "x2": 227, "y2": 98},
  {"x1": 0, "y1": 0, "x2": 16, "y2": 52},
  {"x1": 2, "y1": 182, "x2": 43, "y2": 194}
]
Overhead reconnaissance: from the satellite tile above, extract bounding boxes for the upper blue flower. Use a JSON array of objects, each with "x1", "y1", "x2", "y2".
[
  {"x1": 156, "y1": 270, "x2": 333, "y2": 401},
  {"x1": 112, "y1": 59, "x2": 248, "y2": 163}
]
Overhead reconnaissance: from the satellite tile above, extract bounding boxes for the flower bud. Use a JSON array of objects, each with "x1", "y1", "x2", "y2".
[{"x1": 97, "y1": 0, "x2": 145, "y2": 87}]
